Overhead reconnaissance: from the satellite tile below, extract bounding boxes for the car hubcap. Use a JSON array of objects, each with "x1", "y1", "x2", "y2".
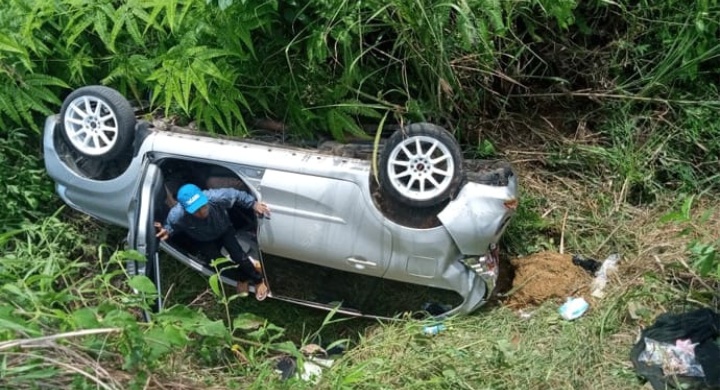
[
  {"x1": 387, "y1": 135, "x2": 455, "y2": 201},
  {"x1": 64, "y1": 96, "x2": 119, "y2": 156}
]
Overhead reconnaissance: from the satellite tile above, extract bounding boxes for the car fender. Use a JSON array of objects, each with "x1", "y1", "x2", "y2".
[{"x1": 437, "y1": 176, "x2": 518, "y2": 255}]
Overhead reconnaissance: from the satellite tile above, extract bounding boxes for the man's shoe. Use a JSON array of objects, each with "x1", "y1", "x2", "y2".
[{"x1": 255, "y1": 280, "x2": 269, "y2": 301}]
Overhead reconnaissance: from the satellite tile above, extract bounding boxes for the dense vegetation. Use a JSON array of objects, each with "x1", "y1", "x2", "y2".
[{"x1": 1, "y1": 0, "x2": 718, "y2": 388}]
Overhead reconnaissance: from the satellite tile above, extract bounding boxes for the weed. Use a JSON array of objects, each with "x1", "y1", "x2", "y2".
[
  {"x1": 325, "y1": 302, "x2": 642, "y2": 389},
  {"x1": 661, "y1": 195, "x2": 720, "y2": 280},
  {"x1": 0, "y1": 131, "x2": 57, "y2": 227},
  {"x1": 501, "y1": 193, "x2": 555, "y2": 256}
]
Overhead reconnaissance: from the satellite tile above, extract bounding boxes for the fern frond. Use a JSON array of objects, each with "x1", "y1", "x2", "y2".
[
  {"x1": 165, "y1": 0, "x2": 179, "y2": 32},
  {"x1": 190, "y1": 83, "x2": 249, "y2": 136},
  {"x1": 102, "y1": 54, "x2": 153, "y2": 96},
  {"x1": 0, "y1": 72, "x2": 67, "y2": 133},
  {"x1": 12, "y1": 89, "x2": 37, "y2": 127},
  {"x1": 93, "y1": 5, "x2": 114, "y2": 51},
  {"x1": 109, "y1": 7, "x2": 128, "y2": 50},
  {"x1": 0, "y1": 34, "x2": 32, "y2": 71},
  {"x1": 63, "y1": 16, "x2": 93, "y2": 50},
  {"x1": 0, "y1": 88, "x2": 22, "y2": 125},
  {"x1": 65, "y1": 45, "x2": 94, "y2": 85},
  {"x1": 336, "y1": 101, "x2": 383, "y2": 119},
  {"x1": 326, "y1": 108, "x2": 367, "y2": 141},
  {"x1": 23, "y1": 74, "x2": 67, "y2": 108},
  {"x1": 0, "y1": 34, "x2": 26, "y2": 56},
  {"x1": 143, "y1": 0, "x2": 194, "y2": 34}
]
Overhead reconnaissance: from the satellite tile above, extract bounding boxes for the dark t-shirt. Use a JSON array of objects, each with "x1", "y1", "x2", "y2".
[{"x1": 163, "y1": 188, "x2": 255, "y2": 242}]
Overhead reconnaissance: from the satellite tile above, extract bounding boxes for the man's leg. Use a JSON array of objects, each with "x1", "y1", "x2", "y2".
[
  {"x1": 195, "y1": 238, "x2": 242, "y2": 281},
  {"x1": 218, "y1": 228, "x2": 263, "y2": 284},
  {"x1": 218, "y1": 228, "x2": 267, "y2": 299},
  {"x1": 194, "y1": 239, "x2": 223, "y2": 264}
]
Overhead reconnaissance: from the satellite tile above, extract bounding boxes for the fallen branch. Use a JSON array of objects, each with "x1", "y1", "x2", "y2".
[
  {"x1": 0, "y1": 328, "x2": 121, "y2": 351},
  {"x1": 507, "y1": 91, "x2": 720, "y2": 106}
]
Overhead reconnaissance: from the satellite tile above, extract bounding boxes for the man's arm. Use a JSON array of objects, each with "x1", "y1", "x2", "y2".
[
  {"x1": 155, "y1": 204, "x2": 183, "y2": 241},
  {"x1": 207, "y1": 187, "x2": 271, "y2": 217},
  {"x1": 207, "y1": 188, "x2": 256, "y2": 209}
]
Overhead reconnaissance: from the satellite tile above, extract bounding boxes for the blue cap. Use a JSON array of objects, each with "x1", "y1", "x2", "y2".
[{"x1": 177, "y1": 184, "x2": 208, "y2": 214}]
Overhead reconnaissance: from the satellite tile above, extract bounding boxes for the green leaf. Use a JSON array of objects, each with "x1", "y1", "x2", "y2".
[
  {"x1": 63, "y1": 16, "x2": 93, "y2": 49},
  {"x1": 680, "y1": 195, "x2": 695, "y2": 219},
  {"x1": 72, "y1": 308, "x2": 101, "y2": 329},
  {"x1": 114, "y1": 250, "x2": 147, "y2": 263},
  {"x1": 0, "y1": 228, "x2": 24, "y2": 246},
  {"x1": 660, "y1": 195, "x2": 695, "y2": 223},
  {"x1": 144, "y1": 326, "x2": 172, "y2": 359},
  {"x1": 233, "y1": 313, "x2": 265, "y2": 331},
  {"x1": 103, "y1": 309, "x2": 139, "y2": 328},
  {"x1": 0, "y1": 305, "x2": 40, "y2": 336},
  {"x1": 93, "y1": 7, "x2": 112, "y2": 50},
  {"x1": 337, "y1": 101, "x2": 382, "y2": 119},
  {"x1": 209, "y1": 274, "x2": 222, "y2": 297},
  {"x1": 0, "y1": 34, "x2": 27, "y2": 57},
  {"x1": 218, "y1": 0, "x2": 234, "y2": 11},
  {"x1": 270, "y1": 340, "x2": 299, "y2": 354},
  {"x1": 327, "y1": 108, "x2": 366, "y2": 141},
  {"x1": 162, "y1": 324, "x2": 189, "y2": 346},
  {"x1": 194, "y1": 319, "x2": 228, "y2": 338},
  {"x1": 128, "y1": 275, "x2": 158, "y2": 294}
]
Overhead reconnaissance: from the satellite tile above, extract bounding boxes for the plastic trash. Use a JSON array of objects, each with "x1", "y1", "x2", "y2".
[
  {"x1": 629, "y1": 308, "x2": 720, "y2": 389},
  {"x1": 518, "y1": 309, "x2": 535, "y2": 319},
  {"x1": 591, "y1": 253, "x2": 620, "y2": 298},
  {"x1": 299, "y1": 360, "x2": 324, "y2": 383},
  {"x1": 571, "y1": 254, "x2": 601, "y2": 275},
  {"x1": 276, "y1": 355, "x2": 336, "y2": 383},
  {"x1": 558, "y1": 297, "x2": 589, "y2": 320},
  {"x1": 275, "y1": 356, "x2": 297, "y2": 380},
  {"x1": 423, "y1": 323, "x2": 446, "y2": 335},
  {"x1": 638, "y1": 337, "x2": 705, "y2": 377}
]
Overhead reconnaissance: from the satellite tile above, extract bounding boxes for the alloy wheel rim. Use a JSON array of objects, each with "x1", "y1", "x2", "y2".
[
  {"x1": 64, "y1": 96, "x2": 119, "y2": 156},
  {"x1": 386, "y1": 135, "x2": 455, "y2": 201}
]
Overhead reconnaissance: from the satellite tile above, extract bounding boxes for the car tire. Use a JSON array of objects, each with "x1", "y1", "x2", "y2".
[
  {"x1": 379, "y1": 123, "x2": 463, "y2": 207},
  {"x1": 60, "y1": 86, "x2": 136, "y2": 160}
]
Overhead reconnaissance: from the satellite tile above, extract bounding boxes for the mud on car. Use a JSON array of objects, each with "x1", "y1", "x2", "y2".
[{"x1": 43, "y1": 85, "x2": 518, "y2": 318}]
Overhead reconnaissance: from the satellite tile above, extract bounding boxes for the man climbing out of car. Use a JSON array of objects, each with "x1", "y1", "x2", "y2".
[{"x1": 154, "y1": 183, "x2": 271, "y2": 300}]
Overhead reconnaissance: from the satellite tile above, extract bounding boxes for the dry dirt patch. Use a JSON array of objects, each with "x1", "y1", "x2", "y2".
[{"x1": 504, "y1": 251, "x2": 592, "y2": 308}]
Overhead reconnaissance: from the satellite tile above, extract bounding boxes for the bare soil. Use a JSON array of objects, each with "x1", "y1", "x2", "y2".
[{"x1": 503, "y1": 251, "x2": 592, "y2": 308}]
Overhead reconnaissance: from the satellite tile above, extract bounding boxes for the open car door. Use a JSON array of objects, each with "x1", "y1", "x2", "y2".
[{"x1": 127, "y1": 162, "x2": 165, "y2": 320}]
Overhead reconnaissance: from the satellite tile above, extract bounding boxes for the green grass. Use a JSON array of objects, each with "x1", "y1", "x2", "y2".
[
  {"x1": 0, "y1": 217, "x2": 709, "y2": 390},
  {"x1": 2, "y1": 151, "x2": 718, "y2": 389},
  {"x1": 324, "y1": 302, "x2": 637, "y2": 389},
  {"x1": 159, "y1": 258, "x2": 375, "y2": 343}
]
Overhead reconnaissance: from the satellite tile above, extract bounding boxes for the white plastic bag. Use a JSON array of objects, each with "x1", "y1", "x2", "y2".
[
  {"x1": 638, "y1": 337, "x2": 705, "y2": 377},
  {"x1": 591, "y1": 253, "x2": 620, "y2": 298}
]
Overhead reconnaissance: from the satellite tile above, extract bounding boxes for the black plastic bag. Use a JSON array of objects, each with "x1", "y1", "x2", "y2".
[{"x1": 630, "y1": 308, "x2": 720, "y2": 389}]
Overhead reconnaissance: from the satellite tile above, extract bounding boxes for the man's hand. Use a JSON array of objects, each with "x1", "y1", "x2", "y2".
[
  {"x1": 253, "y1": 201, "x2": 271, "y2": 218},
  {"x1": 154, "y1": 222, "x2": 169, "y2": 241}
]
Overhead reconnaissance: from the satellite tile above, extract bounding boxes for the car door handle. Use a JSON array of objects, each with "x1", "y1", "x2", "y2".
[{"x1": 347, "y1": 257, "x2": 377, "y2": 269}]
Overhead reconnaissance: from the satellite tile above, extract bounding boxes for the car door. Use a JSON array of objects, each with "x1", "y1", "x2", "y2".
[
  {"x1": 127, "y1": 162, "x2": 165, "y2": 320},
  {"x1": 257, "y1": 169, "x2": 392, "y2": 277}
]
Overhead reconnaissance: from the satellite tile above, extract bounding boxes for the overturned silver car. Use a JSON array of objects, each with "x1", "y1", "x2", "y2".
[{"x1": 43, "y1": 86, "x2": 518, "y2": 318}]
